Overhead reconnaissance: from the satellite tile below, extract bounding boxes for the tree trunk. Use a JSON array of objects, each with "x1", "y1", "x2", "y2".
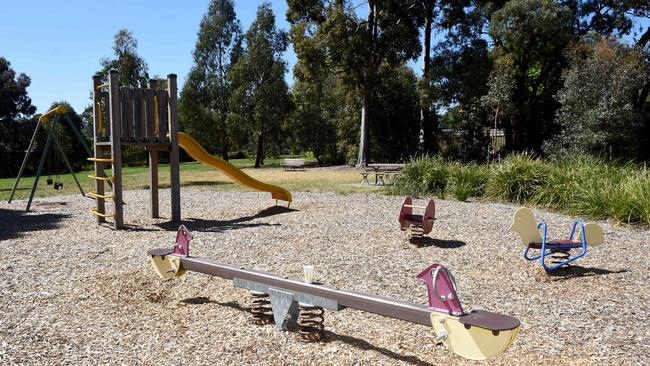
[
  {"x1": 222, "y1": 137, "x2": 229, "y2": 161},
  {"x1": 420, "y1": 0, "x2": 436, "y2": 155},
  {"x1": 357, "y1": 1, "x2": 375, "y2": 168},
  {"x1": 357, "y1": 86, "x2": 371, "y2": 167},
  {"x1": 255, "y1": 131, "x2": 264, "y2": 168}
]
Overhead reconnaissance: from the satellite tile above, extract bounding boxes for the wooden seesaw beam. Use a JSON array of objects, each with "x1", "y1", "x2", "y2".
[{"x1": 148, "y1": 226, "x2": 520, "y2": 360}]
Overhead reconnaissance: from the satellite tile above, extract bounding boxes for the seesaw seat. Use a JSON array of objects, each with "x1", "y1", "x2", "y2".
[{"x1": 459, "y1": 310, "x2": 520, "y2": 332}]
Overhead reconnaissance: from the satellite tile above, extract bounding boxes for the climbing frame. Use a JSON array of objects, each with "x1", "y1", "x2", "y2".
[{"x1": 88, "y1": 70, "x2": 181, "y2": 229}]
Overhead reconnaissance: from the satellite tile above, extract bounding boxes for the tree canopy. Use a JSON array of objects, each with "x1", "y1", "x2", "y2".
[{"x1": 179, "y1": 0, "x2": 242, "y2": 159}]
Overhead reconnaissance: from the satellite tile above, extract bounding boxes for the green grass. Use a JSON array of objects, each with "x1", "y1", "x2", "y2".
[{"x1": 0, "y1": 158, "x2": 383, "y2": 202}]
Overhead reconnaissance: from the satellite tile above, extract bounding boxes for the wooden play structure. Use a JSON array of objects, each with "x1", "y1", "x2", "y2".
[
  {"x1": 510, "y1": 207, "x2": 605, "y2": 270},
  {"x1": 148, "y1": 225, "x2": 520, "y2": 360},
  {"x1": 87, "y1": 70, "x2": 291, "y2": 229},
  {"x1": 8, "y1": 105, "x2": 93, "y2": 210},
  {"x1": 89, "y1": 70, "x2": 181, "y2": 229},
  {"x1": 399, "y1": 196, "x2": 436, "y2": 238}
]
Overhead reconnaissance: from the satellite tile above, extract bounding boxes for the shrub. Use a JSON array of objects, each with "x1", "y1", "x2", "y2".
[
  {"x1": 486, "y1": 153, "x2": 549, "y2": 203},
  {"x1": 392, "y1": 156, "x2": 449, "y2": 197},
  {"x1": 611, "y1": 170, "x2": 650, "y2": 226},
  {"x1": 390, "y1": 152, "x2": 650, "y2": 226},
  {"x1": 447, "y1": 163, "x2": 489, "y2": 201}
]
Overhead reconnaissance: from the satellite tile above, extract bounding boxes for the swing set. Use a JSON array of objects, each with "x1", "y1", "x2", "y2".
[{"x1": 8, "y1": 105, "x2": 93, "y2": 211}]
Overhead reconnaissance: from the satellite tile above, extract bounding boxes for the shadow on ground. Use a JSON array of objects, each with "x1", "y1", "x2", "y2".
[
  {"x1": 181, "y1": 299, "x2": 434, "y2": 366},
  {"x1": 409, "y1": 237, "x2": 466, "y2": 248},
  {"x1": 547, "y1": 265, "x2": 629, "y2": 280},
  {"x1": 142, "y1": 205, "x2": 298, "y2": 232},
  {"x1": 0, "y1": 207, "x2": 70, "y2": 241}
]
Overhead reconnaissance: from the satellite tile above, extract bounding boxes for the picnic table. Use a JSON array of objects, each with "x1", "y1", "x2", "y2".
[
  {"x1": 281, "y1": 158, "x2": 306, "y2": 171},
  {"x1": 361, "y1": 163, "x2": 405, "y2": 185}
]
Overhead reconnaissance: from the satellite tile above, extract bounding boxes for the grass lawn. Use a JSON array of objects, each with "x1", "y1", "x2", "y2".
[{"x1": 0, "y1": 159, "x2": 385, "y2": 202}]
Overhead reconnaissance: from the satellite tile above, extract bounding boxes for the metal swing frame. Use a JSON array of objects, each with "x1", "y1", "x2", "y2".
[{"x1": 8, "y1": 106, "x2": 93, "y2": 211}]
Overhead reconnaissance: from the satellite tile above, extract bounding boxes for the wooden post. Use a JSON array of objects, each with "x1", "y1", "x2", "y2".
[
  {"x1": 148, "y1": 79, "x2": 159, "y2": 218},
  {"x1": 167, "y1": 74, "x2": 181, "y2": 222},
  {"x1": 108, "y1": 70, "x2": 124, "y2": 229},
  {"x1": 92, "y1": 75, "x2": 106, "y2": 223}
]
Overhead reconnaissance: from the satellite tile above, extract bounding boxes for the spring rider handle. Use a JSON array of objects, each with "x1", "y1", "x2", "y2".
[
  {"x1": 417, "y1": 264, "x2": 464, "y2": 316},
  {"x1": 173, "y1": 225, "x2": 192, "y2": 257}
]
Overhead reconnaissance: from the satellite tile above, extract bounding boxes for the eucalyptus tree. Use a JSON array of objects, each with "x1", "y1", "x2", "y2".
[
  {"x1": 229, "y1": 2, "x2": 290, "y2": 168},
  {"x1": 179, "y1": 0, "x2": 242, "y2": 159},
  {"x1": 98, "y1": 29, "x2": 149, "y2": 88},
  {"x1": 287, "y1": 0, "x2": 423, "y2": 166}
]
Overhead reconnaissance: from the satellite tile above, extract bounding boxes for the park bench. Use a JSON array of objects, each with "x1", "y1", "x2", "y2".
[{"x1": 282, "y1": 158, "x2": 306, "y2": 171}]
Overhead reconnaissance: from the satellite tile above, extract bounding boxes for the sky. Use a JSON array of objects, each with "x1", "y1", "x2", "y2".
[
  {"x1": 1, "y1": 1, "x2": 648, "y2": 115},
  {"x1": 0, "y1": 0, "x2": 300, "y2": 114}
]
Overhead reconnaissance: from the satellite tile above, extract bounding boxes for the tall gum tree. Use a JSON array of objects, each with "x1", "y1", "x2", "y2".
[
  {"x1": 287, "y1": 0, "x2": 422, "y2": 166},
  {"x1": 179, "y1": 0, "x2": 242, "y2": 159},
  {"x1": 230, "y1": 2, "x2": 290, "y2": 168}
]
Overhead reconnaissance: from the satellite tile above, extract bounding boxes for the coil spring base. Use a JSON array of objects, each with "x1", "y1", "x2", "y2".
[
  {"x1": 298, "y1": 304, "x2": 325, "y2": 342},
  {"x1": 408, "y1": 225, "x2": 424, "y2": 239},
  {"x1": 249, "y1": 293, "x2": 274, "y2": 325},
  {"x1": 549, "y1": 249, "x2": 572, "y2": 266}
]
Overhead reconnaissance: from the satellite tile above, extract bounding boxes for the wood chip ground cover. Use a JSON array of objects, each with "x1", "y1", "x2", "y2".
[{"x1": 0, "y1": 189, "x2": 648, "y2": 365}]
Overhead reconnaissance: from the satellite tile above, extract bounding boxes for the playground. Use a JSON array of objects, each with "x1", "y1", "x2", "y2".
[{"x1": 1, "y1": 189, "x2": 647, "y2": 365}]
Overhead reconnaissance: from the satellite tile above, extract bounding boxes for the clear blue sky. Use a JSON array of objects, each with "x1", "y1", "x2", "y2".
[
  {"x1": 0, "y1": 0, "x2": 298, "y2": 114},
  {"x1": 1, "y1": 1, "x2": 647, "y2": 115}
]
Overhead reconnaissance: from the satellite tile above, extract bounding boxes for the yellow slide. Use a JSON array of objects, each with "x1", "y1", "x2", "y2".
[{"x1": 177, "y1": 132, "x2": 292, "y2": 205}]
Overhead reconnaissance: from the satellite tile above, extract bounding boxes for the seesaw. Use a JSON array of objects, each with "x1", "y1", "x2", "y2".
[
  {"x1": 510, "y1": 207, "x2": 604, "y2": 271},
  {"x1": 148, "y1": 225, "x2": 520, "y2": 360},
  {"x1": 399, "y1": 196, "x2": 435, "y2": 238}
]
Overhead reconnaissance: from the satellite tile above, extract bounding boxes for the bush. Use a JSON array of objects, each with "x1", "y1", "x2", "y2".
[
  {"x1": 392, "y1": 156, "x2": 448, "y2": 197},
  {"x1": 485, "y1": 153, "x2": 549, "y2": 203},
  {"x1": 611, "y1": 169, "x2": 650, "y2": 226},
  {"x1": 390, "y1": 153, "x2": 650, "y2": 226},
  {"x1": 448, "y1": 163, "x2": 489, "y2": 201}
]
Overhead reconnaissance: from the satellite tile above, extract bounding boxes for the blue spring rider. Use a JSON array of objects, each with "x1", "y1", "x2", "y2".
[{"x1": 509, "y1": 207, "x2": 604, "y2": 271}]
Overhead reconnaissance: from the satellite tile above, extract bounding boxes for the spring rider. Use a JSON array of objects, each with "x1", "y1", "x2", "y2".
[{"x1": 510, "y1": 207, "x2": 604, "y2": 270}]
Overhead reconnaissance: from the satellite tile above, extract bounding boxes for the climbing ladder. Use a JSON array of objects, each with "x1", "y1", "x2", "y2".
[{"x1": 88, "y1": 70, "x2": 181, "y2": 229}]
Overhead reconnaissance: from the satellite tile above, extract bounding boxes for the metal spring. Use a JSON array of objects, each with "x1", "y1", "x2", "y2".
[
  {"x1": 249, "y1": 292, "x2": 274, "y2": 325},
  {"x1": 408, "y1": 225, "x2": 424, "y2": 238},
  {"x1": 550, "y1": 249, "x2": 571, "y2": 265},
  {"x1": 298, "y1": 304, "x2": 325, "y2": 342}
]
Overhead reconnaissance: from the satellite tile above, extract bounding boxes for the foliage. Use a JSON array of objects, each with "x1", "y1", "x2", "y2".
[
  {"x1": 179, "y1": 0, "x2": 242, "y2": 159},
  {"x1": 485, "y1": 153, "x2": 549, "y2": 203},
  {"x1": 229, "y1": 2, "x2": 290, "y2": 168},
  {"x1": 0, "y1": 57, "x2": 36, "y2": 177},
  {"x1": 368, "y1": 65, "x2": 421, "y2": 163},
  {"x1": 288, "y1": 0, "x2": 423, "y2": 166},
  {"x1": 391, "y1": 155, "x2": 449, "y2": 198},
  {"x1": 447, "y1": 162, "x2": 489, "y2": 201},
  {"x1": 0, "y1": 57, "x2": 36, "y2": 123},
  {"x1": 97, "y1": 29, "x2": 149, "y2": 88},
  {"x1": 489, "y1": 0, "x2": 574, "y2": 152},
  {"x1": 392, "y1": 153, "x2": 650, "y2": 226},
  {"x1": 438, "y1": 103, "x2": 491, "y2": 162},
  {"x1": 43, "y1": 101, "x2": 89, "y2": 172},
  {"x1": 286, "y1": 74, "x2": 339, "y2": 164},
  {"x1": 544, "y1": 39, "x2": 647, "y2": 159}
]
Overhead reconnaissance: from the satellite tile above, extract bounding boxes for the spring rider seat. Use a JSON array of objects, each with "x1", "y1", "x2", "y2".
[{"x1": 510, "y1": 207, "x2": 604, "y2": 270}]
